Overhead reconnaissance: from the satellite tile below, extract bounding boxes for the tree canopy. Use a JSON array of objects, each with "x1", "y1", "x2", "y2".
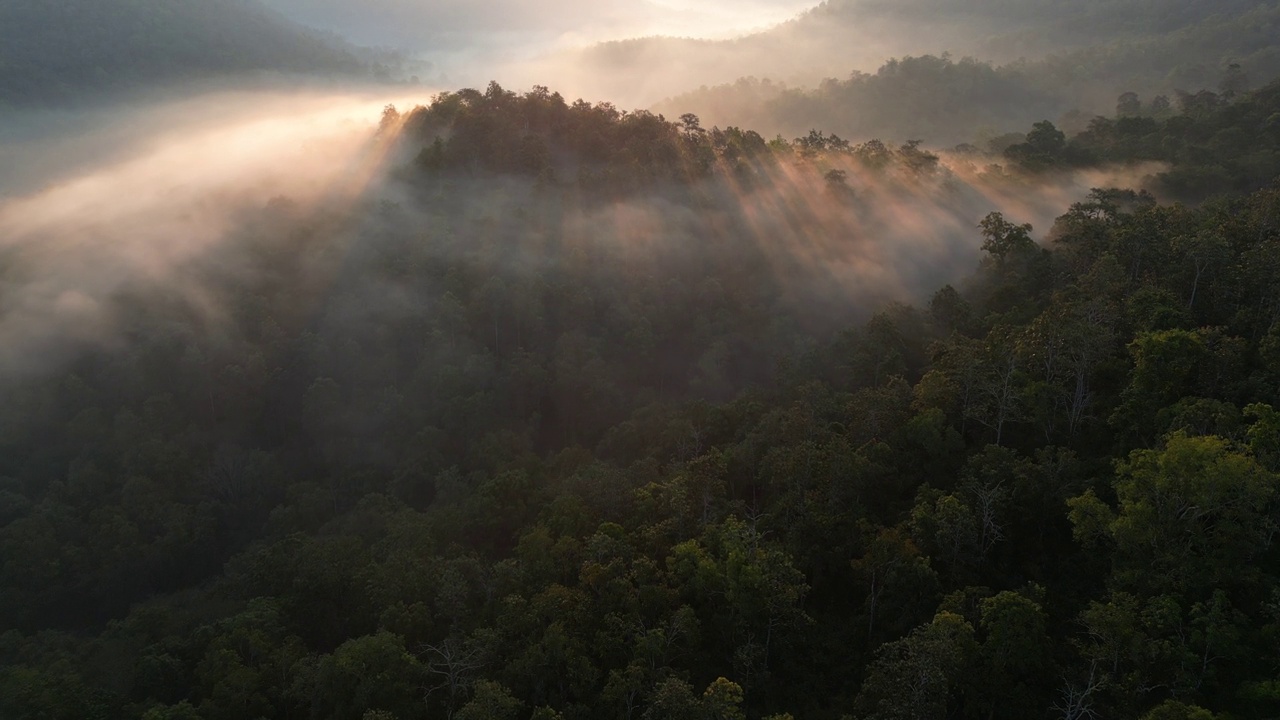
[{"x1": 5, "y1": 76, "x2": 1280, "y2": 720}]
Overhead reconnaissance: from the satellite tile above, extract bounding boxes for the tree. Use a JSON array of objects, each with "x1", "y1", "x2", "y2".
[
  {"x1": 1070, "y1": 432, "x2": 1278, "y2": 596},
  {"x1": 703, "y1": 677, "x2": 746, "y2": 720},
  {"x1": 192, "y1": 599, "x2": 306, "y2": 720},
  {"x1": 851, "y1": 523, "x2": 939, "y2": 644},
  {"x1": 929, "y1": 285, "x2": 973, "y2": 336},
  {"x1": 423, "y1": 635, "x2": 487, "y2": 718},
  {"x1": 667, "y1": 518, "x2": 810, "y2": 689},
  {"x1": 1173, "y1": 231, "x2": 1228, "y2": 312},
  {"x1": 642, "y1": 678, "x2": 702, "y2": 720},
  {"x1": 824, "y1": 169, "x2": 855, "y2": 202},
  {"x1": 1018, "y1": 296, "x2": 1117, "y2": 439},
  {"x1": 911, "y1": 491, "x2": 981, "y2": 577},
  {"x1": 897, "y1": 140, "x2": 939, "y2": 175},
  {"x1": 456, "y1": 680, "x2": 521, "y2": 720},
  {"x1": 1117, "y1": 92, "x2": 1142, "y2": 117},
  {"x1": 968, "y1": 590, "x2": 1054, "y2": 719},
  {"x1": 1005, "y1": 121, "x2": 1067, "y2": 170},
  {"x1": 853, "y1": 612, "x2": 978, "y2": 720},
  {"x1": 1049, "y1": 663, "x2": 1105, "y2": 720},
  {"x1": 854, "y1": 139, "x2": 893, "y2": 169},
  {"x1": 1026, "y1": 121, "x2": 1066, "y2": 153},
  {"x1": 1245, "y1": 403, "x2": 1280, "y2": 470},
  {"x1": 680, "y1": 113, "x2": 706, "y2": 136},
  {"x1": 1075, "y1": 589, "x2": 1247, "y2": 705},
  {"x1": 966, "y1": 329, "x2": 1028, "y2": 446},
  {"x1": 979, "y1": 213, "x2": 1037, "y2": 266},
  {"x1": 308, "y1": 633, "x2": 423, "y2": 720},
  {"x1": 142, "y1": 703, "x2": 203, "y2": 720},
  {"x1": 378, "y1": 105, "x2": 402, "y2": 135},
  {"x1": 1219, "y1": 63, "x2": 1248, "y2": 100},
  {"x1": 1109, "y1": 329, "x2": 1212, "y2": 444}
]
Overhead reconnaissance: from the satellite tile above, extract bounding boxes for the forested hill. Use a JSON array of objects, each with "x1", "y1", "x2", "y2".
[
  {"x1": 4, "y1": 82, "x2": 1280, "y2": 720},
  {"x1": 568, "y1": 0, "x2": 1280, "y2": 135},
  {"x1": 0, "y1": 0, "x2": 372, "y2": 106},
  {"x1": 402, "y1": 77, "x2": 1280, "y2": 204},
  {"x1": 802, "y1": 0, "x2": 1268, "y2": 47},
  {"x1": 565, "y1": 0, "x2": 1280, "y2": 107},
  {"x1": 652, "y1": 3, "x2": 1280, "y2": 146}
]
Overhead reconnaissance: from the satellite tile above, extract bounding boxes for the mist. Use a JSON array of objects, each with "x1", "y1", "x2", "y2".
[
  {"x1": 0, "y1": 85, "x2": 1165, "y2": 390},
  {"x1": 258, "y1": 0, "x2": 815, "y2": 89},
  {"x1": 0, "y1": 89, "x2": 419, "y2": 376},
  {"x1": 260, "y1": 0, "x2": 813, "y2": 45},
  {"x1": 501, "y1": 0, "x2": 1278, "y2": 138},
  {"x1": 7, "y1": 5, "x2": 1280, "y2": 718}
]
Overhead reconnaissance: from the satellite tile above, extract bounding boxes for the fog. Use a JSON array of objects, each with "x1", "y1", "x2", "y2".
[
  {"x1": 259, "y1": 0, "x2": 815, "y2": 89},
  {"x1": 2, "y1": 4, "x2": 1276, "y2": 717},
  {"x1": 0, "y1": 90, "x2": 418, "y2": 376},
  {"x1": 320, "y1": 0, "x2": 1271, "y2": 130},
  {"x1": 0, "y1": 84, "x2": 1167, "y2": 384},
  {"x1": 260, "y1": 0, "x2": 813, "y2": 46}
]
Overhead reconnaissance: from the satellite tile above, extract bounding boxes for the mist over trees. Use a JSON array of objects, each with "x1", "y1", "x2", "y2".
[
  {"x1": 4, "y1": 72, "x2": 1280, "y2": 718},
  {"x1": 6, "y1": 1, "x2": 1280, "y2": 719},
  {"x1": 645, "y1": 1, "x2": 1280, "y2": 144},
  {"x1": 657, "y1": 55, "x2": 1060, "y2": 147}
]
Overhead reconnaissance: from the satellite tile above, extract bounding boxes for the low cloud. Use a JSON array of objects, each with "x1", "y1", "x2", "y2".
[
  {"x1": 260, "y1": 0, "x2": 815, "y2": 79},
  {"x1": 0, "y1": 87, "x2": 1165, "y2": 383}
]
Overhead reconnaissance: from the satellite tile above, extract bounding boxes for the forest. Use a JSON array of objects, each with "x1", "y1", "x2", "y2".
[
  {"x1": 3, "y1": 69, "x2": 1280, "y2": 720},
  {"x1": 565, "y1": 0, "x2": 1280, "y2": 112},
  {"x1": 652, "y1": 10, "x2": 1280, "y2": 148}
]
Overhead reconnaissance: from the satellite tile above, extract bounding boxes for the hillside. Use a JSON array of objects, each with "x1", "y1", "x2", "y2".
[
  {"x1": 650, "y1": 2, "x2": 1280, "y2": 146},
  {"x1": 540, "y1": 0, "x2": 1280, "y2": 133},
  {"x1": 4, "y1": 79, "x2": 1280, "y2": 719},
  {"x1": 0, "y1": 0, "x2": 371, "y2": 106}
]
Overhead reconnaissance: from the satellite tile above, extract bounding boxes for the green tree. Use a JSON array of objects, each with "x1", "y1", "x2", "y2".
[
  {"x1": 853, "y1": 612, "x2": 977, "y2": 720},
  {"x1": 851, "y1": 523, "x2": 939, "y2": 644},
  {"x1": 1141, "y1": 700, "x2": 1219, "y2": 720},
  {"x1": 703, "y1": 677, "x2": 746, "y2": 720},
  {"x1": 642, "y1": 677, "x2": 702, "y2": 720},
  {"x1": 456, "y1": 680, "x2": 521, "y2": 720},
  {"x1": 968, "y1": 590, "x2": 1054, "y2": 719},
  {"x1": 1117, "y1": 92, "x2": 1142, "y2": 117},
  {"x1": 1005, "y1": 121, "x2": 1067, "y2": 170},
  {"x1": 979, "y1": 213, "x2": 1037, "y2": 265},
  {"x1": 142, "y1": 702, "x2": 203, "y2": 720},
  {"x1": 308, "y1": 632, "x2": 423, "y2": 720},
  {"x1": 1075, "y1": 433, "x2": 1277, "y2": 595}
]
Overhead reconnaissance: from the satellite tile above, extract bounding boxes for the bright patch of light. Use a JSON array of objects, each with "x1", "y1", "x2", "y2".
[{"x1": 625, "y1": 0, "x2": 816, "y2": 39}]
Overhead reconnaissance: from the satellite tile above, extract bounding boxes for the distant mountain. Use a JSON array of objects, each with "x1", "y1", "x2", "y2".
[
  {"x1": 0, "y1": 0, "x2": 372, "y2": 106},
  {"x1": 643, "y1": 0, "x2": 1280, "y2": 146},
  {"x1": 545, "y1": 0, "x2": 1278, "y2": 109},
  {"x1": 652, "y1": 55, "x2": 1061, "y2": 148}
]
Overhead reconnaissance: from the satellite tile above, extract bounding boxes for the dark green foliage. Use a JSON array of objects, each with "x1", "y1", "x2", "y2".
[
  {"x1": 5, "y1": 77, "x2": 1280, "y2": 720},
  {"x1": 1064, "y1": 80, "x2": 1280, "y2": 199}
]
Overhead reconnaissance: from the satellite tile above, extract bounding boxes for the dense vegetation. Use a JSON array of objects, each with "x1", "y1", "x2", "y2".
[
  {"x1": 656, "y1": 56, "x2": 1060, "y2": 148},
  {"x1": 991, "y1": 78, "x2": 1280, "y2": 201},
  {"x1": 0, "y1": 0, "x2": 374, "y2": 106},
  {"x1": 5, "y1": 79, "x2": 1280, "y2": 720},
  {"x1": 647, "y1": 1, "x2": 1280, "y2": 145}
]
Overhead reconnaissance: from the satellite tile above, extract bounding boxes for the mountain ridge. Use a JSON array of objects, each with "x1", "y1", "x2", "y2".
[{"x1": 0, "y1": 0, "x2": 379, "y2": 107}]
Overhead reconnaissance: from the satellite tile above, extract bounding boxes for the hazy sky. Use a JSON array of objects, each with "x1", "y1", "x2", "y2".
[{"x1": 262, "y1": 0, "x2": 817, "y2": 53}]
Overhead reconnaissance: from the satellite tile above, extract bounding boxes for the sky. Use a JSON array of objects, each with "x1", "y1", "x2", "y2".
[{"x1": 260, "y1": 0, "x2": 818, "y2": 55}]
